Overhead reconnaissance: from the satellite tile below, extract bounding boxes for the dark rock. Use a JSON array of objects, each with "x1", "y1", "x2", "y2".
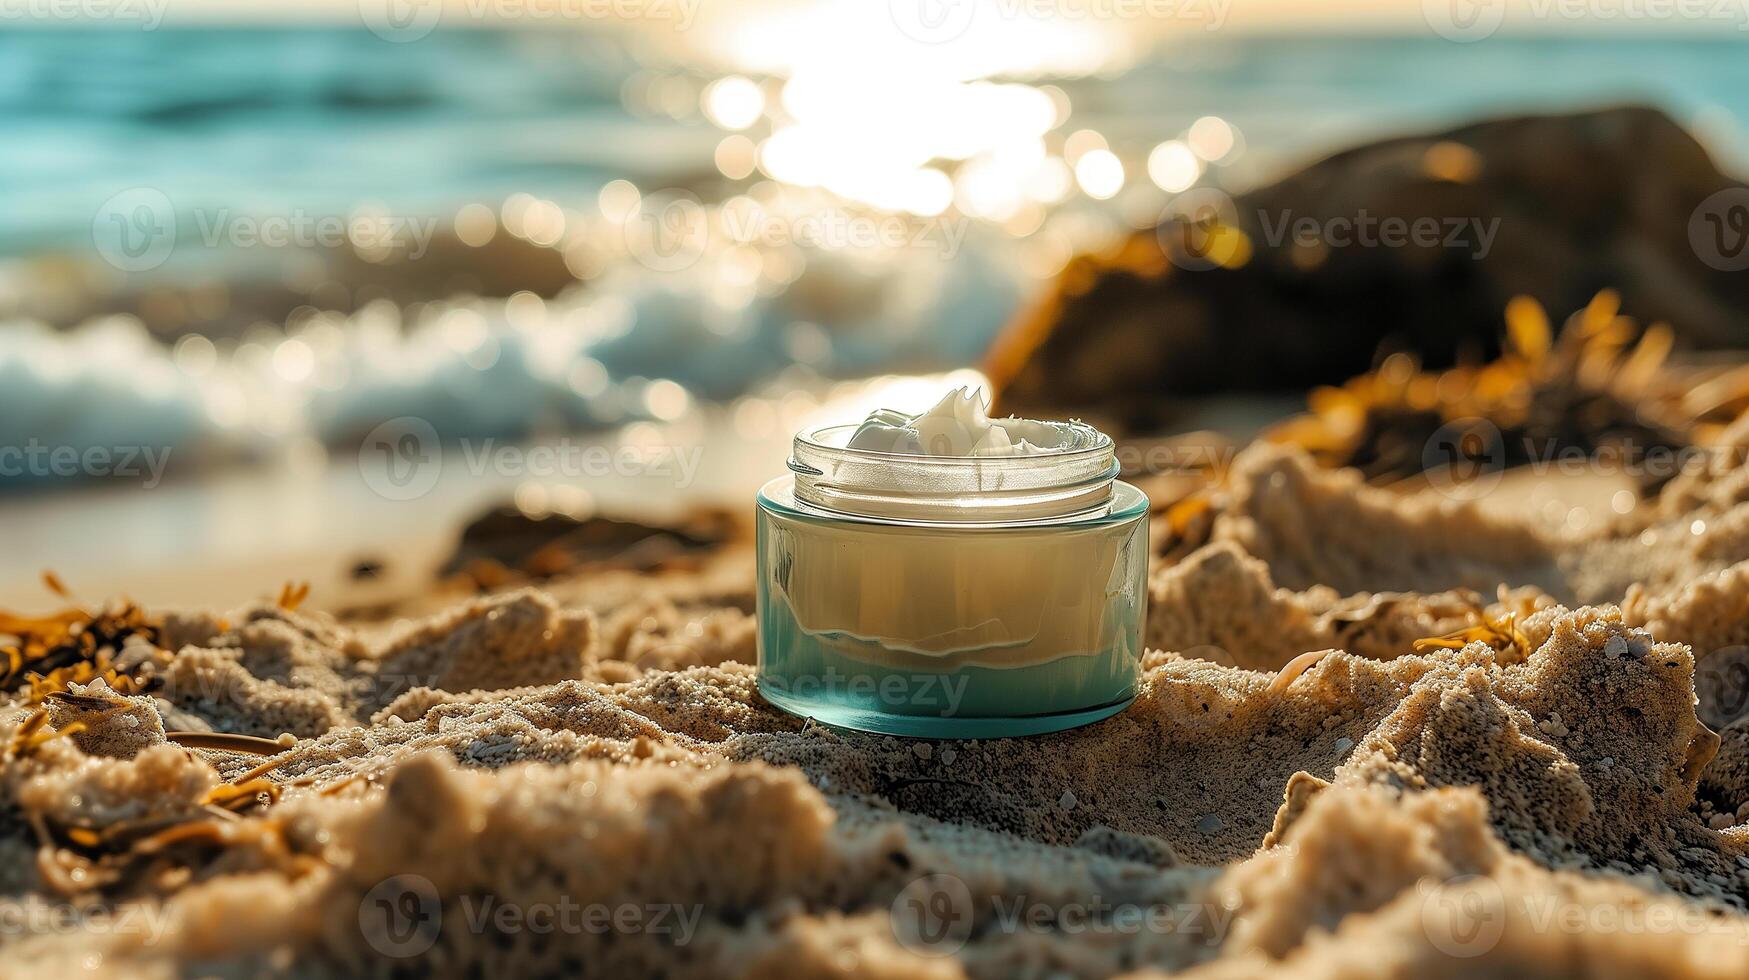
[
  {"x1": 440, "y1": 505, "x2": 740, "y2": 586},
  {"x1": 987, "y1": 105, "x2": 1749, "y2": 432}
]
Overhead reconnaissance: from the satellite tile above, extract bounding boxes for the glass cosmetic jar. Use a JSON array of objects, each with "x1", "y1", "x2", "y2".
[{"x1": 755, "y1": 421, "x2": 1149, "y2": 738}]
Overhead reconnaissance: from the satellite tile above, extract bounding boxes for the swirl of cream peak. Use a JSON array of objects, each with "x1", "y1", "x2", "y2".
[{"x1": 844, "y1": 387, "x2": 1090, "y2": 457}]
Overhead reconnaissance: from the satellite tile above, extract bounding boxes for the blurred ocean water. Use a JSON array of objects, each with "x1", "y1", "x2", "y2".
[
  {"x1": 0, "y1": 29, "x2": 654, "y2": 255},
  {"x1": 1, "y1": 29, "x2": 1748, "y2": 489},
  {"x1": 3, "y1": 29, "x2": 1747, "y2": 258}
]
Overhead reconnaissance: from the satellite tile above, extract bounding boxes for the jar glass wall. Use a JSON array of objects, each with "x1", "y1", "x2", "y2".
[{"x1": 755, "y1": 475, "x2": 1149, "y2": 738}]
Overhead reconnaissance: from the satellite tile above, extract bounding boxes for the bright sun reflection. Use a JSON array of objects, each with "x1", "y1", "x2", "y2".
[
  {"x1": 759, "y1": 78, "x2": 1060, "y2": 215},
  {"x1": 680, "y1": 0, "x2": 1160, "y2": 217},
  {"x1": 1074, "y1": 149, "x2": 1124, "y2": 200},
  {"x1": 634, "y1": 42, "x2": 1247, "y2": 298},
  {"x1": 1188, "y1": 115, "x2": 1236, "y2": 161},
  {"x1": 712, "y1": 0, "x2": 1131, "y2": 81},
  {"x1": 637, "y1": 0, "x2": 1249, "y2": 240},
  {"x1": 1147, "y1": 140, "x2": 1200, "y2": 193},
  {"x1": 702, "y1": 75, "x2": 765, "y2": 130}
]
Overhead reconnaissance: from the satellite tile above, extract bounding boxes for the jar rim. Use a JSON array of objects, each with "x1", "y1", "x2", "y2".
[
  {"x1": 760, "y1": 476, "x2": 1150, "y2": 529},
  {"x1": 788, "y1": 422, "x2": 1120, "y2": 523},
  {"x1": 794, "y1": 422, "x2": 1113, "y2": 466}
]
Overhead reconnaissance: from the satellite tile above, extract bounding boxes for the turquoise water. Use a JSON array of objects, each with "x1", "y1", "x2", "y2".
[
  {"x1": 4, "y1": 30, "x2": 1748, "y2": 260},
  {"x1": 4, "y1": 30, "x2": 1747, "y2": 485}
]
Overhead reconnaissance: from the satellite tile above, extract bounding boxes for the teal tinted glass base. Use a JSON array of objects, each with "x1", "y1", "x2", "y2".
[
  {"x1": 755, "y1": 479, "x2": 1148, "y2": 740},
  {"x1": 758, "y1": 679, "x2": 1135, "y2": 738}
]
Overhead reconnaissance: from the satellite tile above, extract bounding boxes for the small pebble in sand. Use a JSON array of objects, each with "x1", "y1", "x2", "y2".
[
  {"x1": 1604, "y1": 636, "x2": 1629, "y2": 658},
  {"x1": 940, "y1": 748, "x2": 956, "y2": 765},
  {"x1": 912, "y1": 743, "x2": 932, "y2": 760},
  {"x1": 1197, "y1": 814, "x2": 1224, "y2": 835},
  {"x1": 1333, "y1": 737, "x2": 1354, "y2": 754},
  {"x1": 1059, "y1": 790, "x2": 1077, "y2": 811}
]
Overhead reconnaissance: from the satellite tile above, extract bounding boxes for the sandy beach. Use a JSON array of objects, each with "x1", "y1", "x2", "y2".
[
  {"x1": 9, "y1": 10, "x2": 1749, "y2": 978},
  {"x1": 9, "y1": 423, "x2": 1749, "y2": 976}
]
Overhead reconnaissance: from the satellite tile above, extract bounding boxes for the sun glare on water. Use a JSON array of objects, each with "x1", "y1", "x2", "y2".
[{"x1": 673, "y1": 0, "x2": 1176, "y2": 218}]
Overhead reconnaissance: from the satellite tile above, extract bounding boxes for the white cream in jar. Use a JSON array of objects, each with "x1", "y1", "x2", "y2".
[{"x1": 845, "y1": 387, "x2": 1092, "y2": 457}]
